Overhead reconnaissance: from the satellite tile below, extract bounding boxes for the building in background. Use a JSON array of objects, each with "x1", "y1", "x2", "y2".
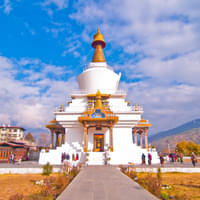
[
  {"x1": 39, "y1": 29, "x2": 159, "y2": 165},
  {"x1": 0, "y1": 125, "x2": 25, "y2": 142}
]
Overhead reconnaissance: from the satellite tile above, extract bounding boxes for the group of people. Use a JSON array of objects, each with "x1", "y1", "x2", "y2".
[
  {"x1": 8, "y1": 153, "x2": 23, "y2": 164},
  {"x1": 141, "y1": 152, "x2": 198, "y2": 167},
  {"x1": 8, "y1": 152, "x2": 16, "y2": 164},
  {"x1": 61, "y1": 152, "x2": 79, "y2": 163},
  {"x1": 168, "y1": 153, "x2": 183, "y2": 163},
  {"x1": 141, "y1": 153, "x2": 152, "y2": 165},
  {"x1": 142, "y1": 152, "x2": 164, "y2": 166}
]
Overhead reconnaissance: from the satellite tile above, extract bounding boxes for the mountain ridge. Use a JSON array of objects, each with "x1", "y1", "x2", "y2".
[{"x1": 149, "y1": 118, "x2": 200, "y2": 142}]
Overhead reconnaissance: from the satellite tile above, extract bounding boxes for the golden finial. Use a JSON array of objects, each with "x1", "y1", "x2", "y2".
[
  {"x1": 60, "y1": 104, "x2": 63, "y2": 111},
  {"x1": 94, "y1": 90, "x2": 103, "y2": 109},
  {"x1": 91, "y1": 28, "x2": 106, "y2": 62}
]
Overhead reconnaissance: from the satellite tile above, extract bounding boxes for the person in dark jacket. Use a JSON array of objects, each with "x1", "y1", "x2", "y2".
[
  {"x1": 141, "y1": 153, "x2": 146, "y2": 165},
  {"x1": 191, "y1": 152, "x2": 197, "y2": 167}
]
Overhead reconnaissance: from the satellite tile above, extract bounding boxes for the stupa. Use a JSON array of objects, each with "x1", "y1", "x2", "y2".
[{"x1": 39, "y1": 29, "x2": 159, "y2": 165}]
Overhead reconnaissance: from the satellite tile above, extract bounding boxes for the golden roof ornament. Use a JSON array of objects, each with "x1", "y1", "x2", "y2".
[
  {"x1": 94, "y1": 90, "x2": 103, "y2": 109},
  {"x1": 59, "y1": 104, "x2": 64, "y2": 111},
  {"x1": 91, "y1": 28, "x2": 106, "y2": 62}
]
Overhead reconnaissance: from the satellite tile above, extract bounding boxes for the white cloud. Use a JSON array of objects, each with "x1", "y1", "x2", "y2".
[
  {"x1": 42, "y1": 0, "x2": 68, "y2": 10},
  {"x1": 69, "y1": 0, "x2": 200, "y2": 133},
  {"x1": 120, "y1": 80, "x2": 200, "y2": 133},
  {"x1": 71, "y1": 0, "x2": 200, "y2": 58},
  {"x1": 0, "y1": 56, "x2": 78, "y2": 133},
  {"x1": 2, "y1": 0, "x2": 12, "y2": 14}
]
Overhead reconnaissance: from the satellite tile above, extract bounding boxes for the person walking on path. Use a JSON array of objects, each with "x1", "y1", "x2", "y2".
[
  {"x1": 191, "y1": 152, "x2": 197, "y2": 167},
  {"x1": 159, "y1": 154, "x2": 164, "y2": 167},
  {"x1": 148, "y1": 153, "x2": 152, "y2": 165},
  {"x1": 141, "y1": 153, "x2": 146, "y2": 165}
]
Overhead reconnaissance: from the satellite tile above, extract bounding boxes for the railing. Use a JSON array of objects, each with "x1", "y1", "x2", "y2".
[
  {"x1": 71, "y1": 89, "x2": 126, "y2": 96},
  {"x1": 55, "y1": 104, "x2": 143, "y2": 113}
]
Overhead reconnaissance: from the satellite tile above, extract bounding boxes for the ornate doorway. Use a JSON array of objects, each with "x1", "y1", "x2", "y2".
[{"x1": 94, "y1": 134, "x2": 104, "y2": 152}]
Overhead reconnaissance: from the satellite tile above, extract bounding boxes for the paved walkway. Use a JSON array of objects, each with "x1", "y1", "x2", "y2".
[{"x1": 57, "y1": 166, "x2": 158, "y2": 200}]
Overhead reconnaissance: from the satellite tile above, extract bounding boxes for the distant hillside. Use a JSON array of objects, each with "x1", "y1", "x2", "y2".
[
  {"x1": 151, "y1": 128, "x2": 200, "y2": 151},
  {"x1": 149, "y1": 119, "x2": 200, "y2": 142}
]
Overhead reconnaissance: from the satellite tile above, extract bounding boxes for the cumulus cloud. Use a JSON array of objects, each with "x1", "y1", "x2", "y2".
[
  {"x1": 1, "y1": 0, "x2": 200, "y2": 136},
  {"x1": 0, "y1": 56, "x2": 78, "y2": 134},
  {"x1": 70, "y1": 0, "x2": 200, "y2": 133}
]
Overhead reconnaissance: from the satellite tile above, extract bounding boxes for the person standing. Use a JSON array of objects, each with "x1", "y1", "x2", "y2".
[
  {"x1": 148, "y1": 153, "x2": 152, "y2": 165},
  {"x1": 191, "y1": 152, "x2": 197, "y2": 167},
  {"x1": 141, "y1": 153, "x2": 146, "y2": 165},
  {"x1": 159, "y1": 154, "x2": 164, "y2": 167}
]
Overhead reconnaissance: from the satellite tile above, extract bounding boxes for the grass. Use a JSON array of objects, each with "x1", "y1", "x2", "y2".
[
  {"x1": 0, "y1": 169, "x2": 79, "y2": 200},
  {"x1": 137, "y1": 172, "x2": 200, "y2": 200},
  {"x1": 0, "y1": 174, "x2": 44, "y2": 200}
]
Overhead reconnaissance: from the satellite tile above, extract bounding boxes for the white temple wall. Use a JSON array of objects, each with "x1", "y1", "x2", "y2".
[
  {"x1": 56, "y1": 114, "x2": 81, "y2": 122},
  {"x1": 113, "y1": 127, "x2": 133, "y2": 151},
  {"x1": 117, "y1": 113, "x2": 141, "y2": 121},
  {"x1": 65, "y1": 127, "x2": 83, "y2": 146},
  {"x1": 66, "y1": 98, "x2": 88, "y2": 112}
]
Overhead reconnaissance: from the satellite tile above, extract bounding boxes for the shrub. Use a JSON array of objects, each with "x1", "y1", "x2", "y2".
[
  {"x1": 40, "y1": 177, "x2": 56, "y2": 198},
  {"x1": 54, "y1": 174, "x2": 68, "y2": 192},
  {"x1": 42, "y1": 162, "x2": 53, "y2": 176},
  {"x1": 119, "y1": 165, "x2": 128, "y2": 173},
  {"x1": 129, "y1": 170, "x2": 137, "y2": 180},
  {"x1": 160, "y1": 192, "x2": 170, "y2": 200},
  {"x1": 137, "y1": 174, "x2": 161, "y2": 198},
  {"x1": 157, "y1": 168, "x2": 162, "y2": 187},
  {"x1": 69, "y1": 167, "x2": 79, "y2": 180}
]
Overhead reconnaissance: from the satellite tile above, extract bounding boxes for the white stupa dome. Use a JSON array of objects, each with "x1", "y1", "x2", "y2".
[{"x1": 78, "y1": 29, "x2": 121, "y2": 94}]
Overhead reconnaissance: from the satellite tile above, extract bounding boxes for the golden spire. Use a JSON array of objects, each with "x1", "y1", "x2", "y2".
[
  {"x1": 91, "y1": 28, "x2": 106, "y2": 62},
  {"x1": 94, "y1": 90, "x2": 103, "y2": 109}
]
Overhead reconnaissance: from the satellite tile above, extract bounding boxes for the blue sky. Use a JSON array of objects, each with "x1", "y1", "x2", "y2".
[{"x1": 0, "y1": 0, "x2": 200, "y2": 137}]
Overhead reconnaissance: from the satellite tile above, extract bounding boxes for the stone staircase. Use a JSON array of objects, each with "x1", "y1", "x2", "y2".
[{"x1": 87, "y1": 152, "x2": 105, "y2": 165}]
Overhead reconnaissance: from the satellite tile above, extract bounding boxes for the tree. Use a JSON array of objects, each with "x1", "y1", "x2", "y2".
[
  {"x1": 175, "y1": 141, "x2": 188, "y2": 154},
  {"x1": 187, "y1": 141, "x2": 199, "y2": 155},
  {"x1": 175, "y1": 140, "x2": 200, "y2": 156},
  {"x1": 37, "y1": 132, "x2": 50, "y2": 147},
  {"x1": 24, "y1": 132, "x2": 35, "y2": 143}
]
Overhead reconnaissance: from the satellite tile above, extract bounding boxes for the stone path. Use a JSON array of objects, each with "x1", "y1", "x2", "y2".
[{"x1": 57, "y1": 166, "x2": 158, "y2": 200}]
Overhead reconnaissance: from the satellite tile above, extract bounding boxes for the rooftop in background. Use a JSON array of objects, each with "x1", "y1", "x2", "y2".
[{"x1": 0, "y1": 125, "x2": 25, "y2": 131}]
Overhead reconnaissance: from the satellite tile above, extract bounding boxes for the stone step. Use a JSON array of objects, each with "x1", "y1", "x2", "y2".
[{"x1": 87, "y1": 152, "x2": 105, "y2": 165}]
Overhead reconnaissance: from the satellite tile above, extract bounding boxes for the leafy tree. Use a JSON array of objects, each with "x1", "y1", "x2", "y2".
[
  {"x1": 175, "y1": 140, "x2": 200, "y2": 156},
  {"x1": 187, "y1": 141, "x2": 199, "y2": 155},
  {"x1": 175, "y1": 141, "x2": 188, "y2": 154},
  {"x1": 24, "y1": 132, "x2": 35, "y2": 143}
]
